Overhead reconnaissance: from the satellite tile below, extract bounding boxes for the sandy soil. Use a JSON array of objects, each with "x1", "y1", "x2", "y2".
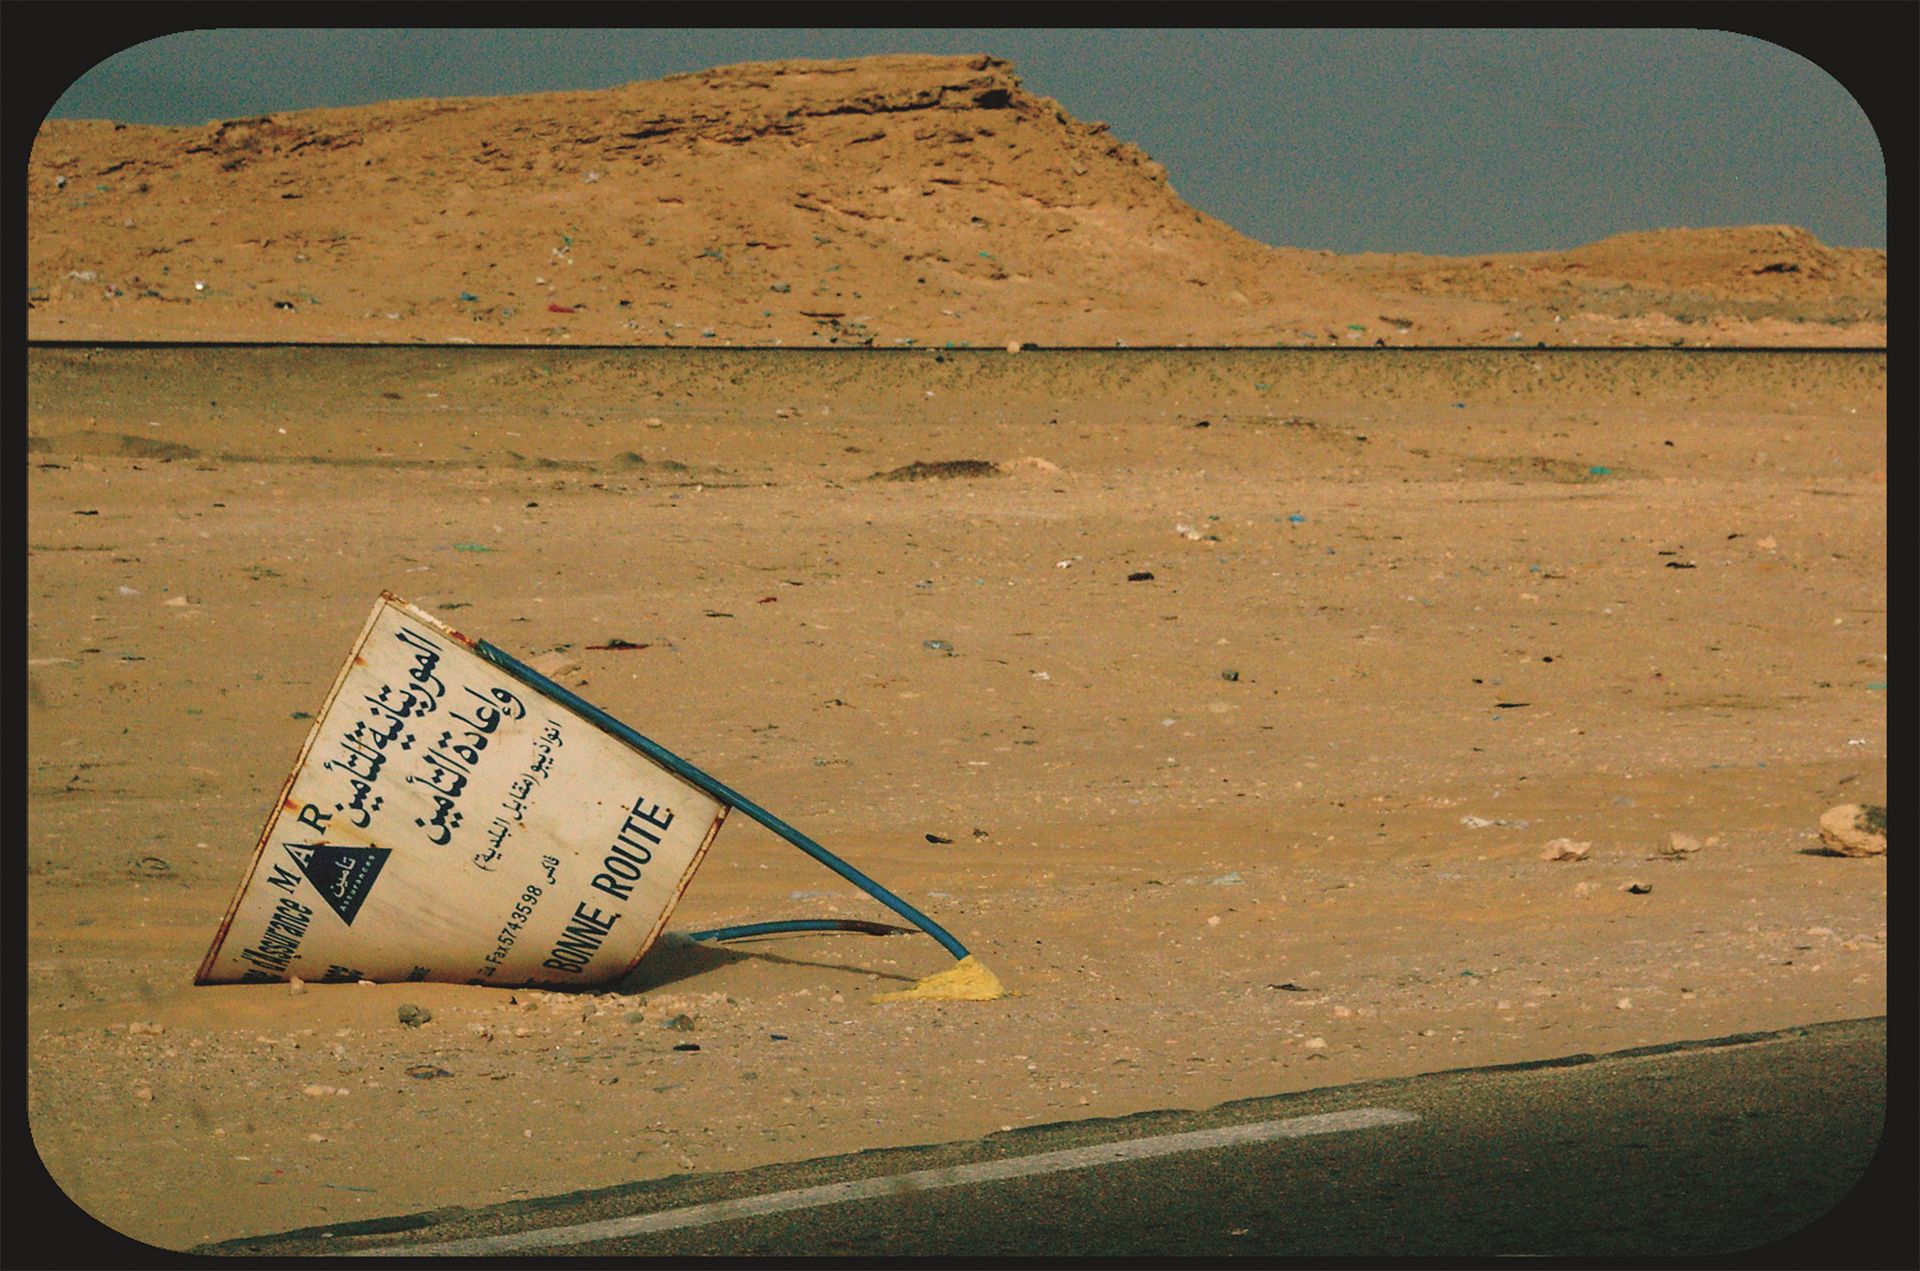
[
  {"x1": 28, "y1": 54, "x2": 1885, "y2": 349},
  {"x1": 25, "y1": 346, "x2": 1885, "y2": 1249}
]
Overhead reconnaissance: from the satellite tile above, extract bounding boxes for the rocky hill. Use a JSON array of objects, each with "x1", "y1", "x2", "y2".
[{"x1": 27, "y1": 54, "x2": 1885, "y2": 346}]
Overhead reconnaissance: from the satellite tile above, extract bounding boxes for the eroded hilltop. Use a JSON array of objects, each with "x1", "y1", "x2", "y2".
[{"x1": 27, "y1": 53, "x2": 1886, "y2": 346}]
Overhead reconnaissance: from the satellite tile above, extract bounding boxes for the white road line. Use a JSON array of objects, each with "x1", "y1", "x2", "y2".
[{"x1": 364, "y1": 1106, "x2": 1418, "y2": 1257}]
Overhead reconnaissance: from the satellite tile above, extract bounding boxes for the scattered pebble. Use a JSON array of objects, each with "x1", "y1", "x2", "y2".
[
  {"x1": 1659, "y1": 832, "x2": 1702, "y2": 859},
  {"x1": 527, "y1": 651, "x2": 583, "y2": 679},
  {"x1": 1126, "y1": 571, "x2": 1155, "y2": 582},
  {"x1": 1622, "y1": 881, "x2": 1653, "y2": 895},
  {"x1": 1540, "y1": 838, "x2": 1591, "y2": 862},
  {"x1": 1302, "y1": 1037, "x2": 1328, "y2": 1050},
  {"x1": 397, "y1": 1004, "x2": 432, "y2": 1028},
  {"x1": 662, "y1": 1014, "x2": 697, "y2": 1032},
  {"x1": 1817, "y1": 804, "x2": 1886, "y2": 857}
]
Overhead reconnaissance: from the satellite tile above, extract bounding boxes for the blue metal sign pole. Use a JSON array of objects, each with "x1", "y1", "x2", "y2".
[{"x1": 474, "y1": 640, "x2": 974, "y2": 963}]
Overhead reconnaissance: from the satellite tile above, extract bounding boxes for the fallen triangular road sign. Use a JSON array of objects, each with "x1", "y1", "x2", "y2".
[{"x1": 197, "y1": 594, "x2": 728, "y2": 987}]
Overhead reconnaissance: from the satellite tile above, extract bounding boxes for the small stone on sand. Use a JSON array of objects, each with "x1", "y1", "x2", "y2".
[
  {"x1": 1818, "y1": 804, "x2": 1886, "y2": 857},
  {"x1": 1660, "y1": 832, "x2": 1702, "y2": 858},
  {"x1": 528, "y1": 651, "x2": 582, "y2": 680}
]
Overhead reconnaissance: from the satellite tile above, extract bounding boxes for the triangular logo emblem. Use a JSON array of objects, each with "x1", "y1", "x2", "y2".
[{"x1": 284, "y1": 843, "x2": 391, "y2": 926}]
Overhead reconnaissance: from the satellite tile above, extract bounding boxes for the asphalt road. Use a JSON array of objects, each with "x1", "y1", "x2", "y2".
[{"x1": 192, "y1": 1016, "x2": 1896, "y2": 1261}]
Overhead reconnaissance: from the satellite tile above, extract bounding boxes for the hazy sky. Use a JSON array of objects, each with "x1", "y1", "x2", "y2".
[{"x1": 40, "y1": 27, "x2": 1886, "y2": 256}]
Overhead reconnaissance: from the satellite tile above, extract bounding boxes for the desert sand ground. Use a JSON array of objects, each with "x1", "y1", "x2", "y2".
[{"x1": 25, "y1": 345, "x2": 1885, "y2": 1249}]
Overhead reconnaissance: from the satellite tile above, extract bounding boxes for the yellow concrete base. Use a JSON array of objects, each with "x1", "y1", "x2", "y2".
[{"x1": 873, "y1": 954, "x2": 1008, "y2": 1002}]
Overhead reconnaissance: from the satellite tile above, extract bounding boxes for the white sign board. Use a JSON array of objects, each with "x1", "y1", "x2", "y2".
[{"x1": 197, "y1": 594, "x2": 728, "y2": 987}]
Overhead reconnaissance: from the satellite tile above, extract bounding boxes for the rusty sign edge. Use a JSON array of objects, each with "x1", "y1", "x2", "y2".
[{"x1": 194, "y1": 593, "x2": 395, "y2": 985}]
